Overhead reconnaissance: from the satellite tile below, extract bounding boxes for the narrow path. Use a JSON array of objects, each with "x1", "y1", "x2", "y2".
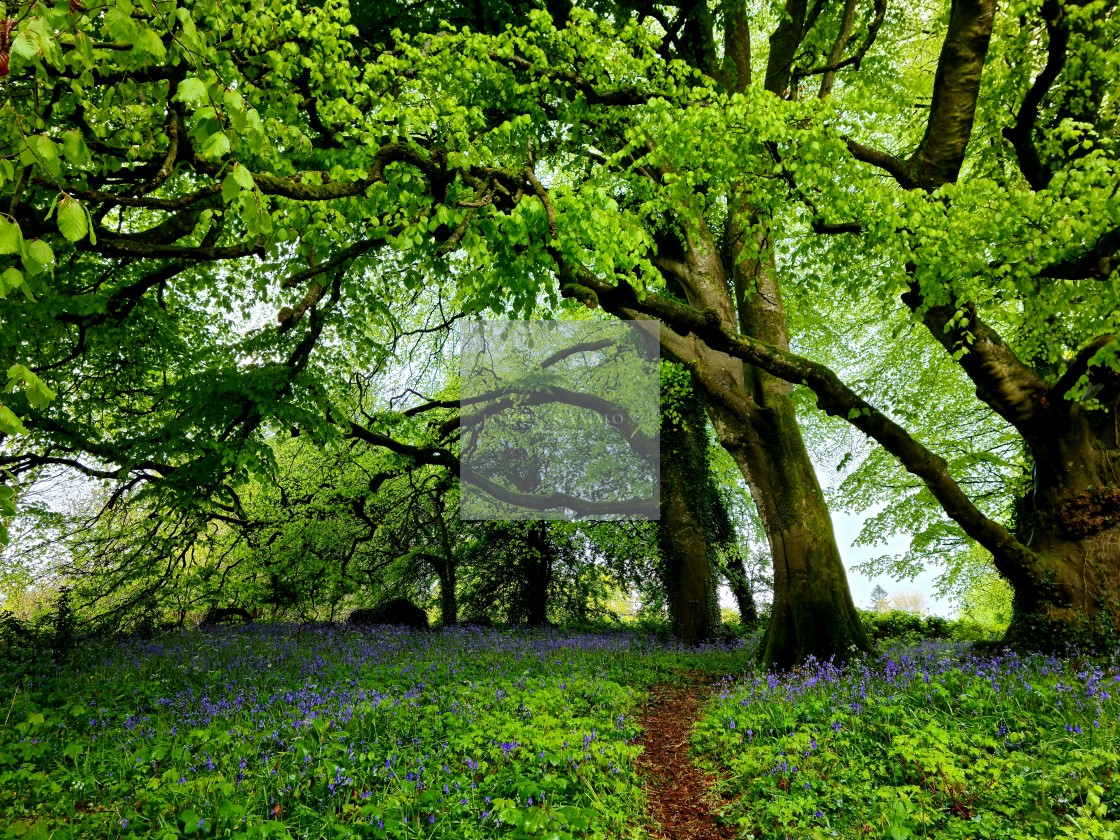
[{"x1": 635, "y1": 674, "x2": 734, "y2": 840}]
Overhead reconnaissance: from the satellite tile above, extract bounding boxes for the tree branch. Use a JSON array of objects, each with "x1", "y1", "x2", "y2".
[
  {"x1": 1053, "y1": 335, "x2": 1117, "y2": 402},
  {"x1": 902, "y1": 284, "x2": 1051, "y2": 436},
  {"x1": 908, "y1": 0, "x2": 997, "y2": 189},
  {"x1": 557, "y1": 269, "x2": 1041, "y2": 583},
  {"x1": 1002, "y1": 0, "x2": 1068, "y2": 192}
]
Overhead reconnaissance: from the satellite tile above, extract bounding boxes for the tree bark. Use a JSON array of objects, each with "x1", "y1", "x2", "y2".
[
  {"x1": 433, "y1": 498, "x2": 459, "y2": 626},
  {"x1": 718, "y1": 397, "x2": 872, "y2": 668},
  {"x1": 725, "y1": 204, "x2": 871, "y2": 668},
  {"x1": 847, "y1": 0, "x2": 1120, "y2": 646},
  {"x1": 649, "y1": 200, "x2": 873, "y2": 667},
  {"x1": 723, "y1": 548, "x2": 759, "y2": 625},
  {"x1": 659, "y1": 462, "x2": 716, "y2": 643},
  {"x1": 438, "y1": 564, "x2": 458, "y2": 626},
  {"x1": 1004, "y1": 399, "x2": 1120, "y2": 646},
  {"x1": 522, "y1": 522, "x2": 553, "y2": 626},
  {"x1": 658, "y1": 371, "x2": 720, "y2": 644}
]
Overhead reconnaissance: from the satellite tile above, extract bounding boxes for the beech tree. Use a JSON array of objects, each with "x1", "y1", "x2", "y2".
[{"x1": 3, "y1": 0, "x2": 1116, "y2": 664}]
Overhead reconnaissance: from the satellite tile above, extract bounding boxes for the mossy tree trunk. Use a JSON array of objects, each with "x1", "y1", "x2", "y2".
[
  {"x1": 658, "y1": 369, "x2": 723, "y2": 644},
  {"x1": 1000, "y1": 409, "x2": 1120, "y2": 647},
  {"x1": 433, "y1": 498, "x2": 459, "y2": 626},
  {"x1": 714, "y1": 395, "x2": 872, "y2": 668},
  {"x1": 724, "y1": 548, "x2": 758, "y2": 625},
  {"x1": 912, "y1": 296, "x2": 1120, "y2": 648},
  {"x1": 435, "y1": 562, "x2": 458, "y2": 627},
  {"x1": 650, "y1": 200, "x2": 874, "y2": 668}
]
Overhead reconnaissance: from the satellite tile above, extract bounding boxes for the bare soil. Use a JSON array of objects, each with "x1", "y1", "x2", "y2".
[{"x1": 634, "y1": 675, "x2": 735, "y2": 840}]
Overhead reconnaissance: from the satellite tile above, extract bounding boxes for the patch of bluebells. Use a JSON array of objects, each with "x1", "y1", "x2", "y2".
[
  {"x1": 0, "y1": 624, "x2": 731, "y2": 838},
  {"x1": 695, "y1": 641, "x2": 1120, "y2": 839}
]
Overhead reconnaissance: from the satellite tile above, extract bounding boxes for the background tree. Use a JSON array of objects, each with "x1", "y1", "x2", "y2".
[
  {"x1": 869, "y1": 585, "x2": 890, "y2": 614},
  {"x1": 889, "y1": 591, "x2": 929, "y2": 617},
  {"x1": 657, "y1": 362, "x2": 722, "y2": 643}
]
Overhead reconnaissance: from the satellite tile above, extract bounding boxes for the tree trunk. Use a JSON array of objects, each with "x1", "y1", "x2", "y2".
[
  {"x1": 523, "y1": 522, "x2": 553, "y2": 626},
  {"x1": 719, "y1": 398, "x2": 872, "y2": 668},
  {"x1": 658, "y1": 374, "x2": 720, "y2": 644},
  {"x1": 1003, "y1": 407, "x2": 1120, "y2": 646},
  {"x1": 432, "y1": 501, "x2": 459, "y2": 626},
  {"x1": 439, "y1": 565, "x2": 458, "y2": 626},
  {"x1": 730, "y1": 209, "x2": 874, "y2": 668},
  {"x1": 659, "y1": 471, "x2": 715, "y2": 643},
  {"x1": 650, "y1": 201, "x2": 873, "y2": 668},
  {"x1": 724, "y1": 548, "x2": 758, "y2": 625}
]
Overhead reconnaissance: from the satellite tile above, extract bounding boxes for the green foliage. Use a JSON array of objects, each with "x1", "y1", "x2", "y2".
[
  {"x1": 0, "y1": 587, "x2": 88, "y2": 678},
  {"x1": 0, "y1": 0, "x2": 1115, "y2": 703},
  {"x1": 695, "y1": 646, "x2": 1120, "y2": 839},
  {"x1": 960, "y1": 567, "x2": 1014, "y2": 629},
  {"x1": 857, "y1": 610, "x2": 1006, "y2": 646},
  {"x1": 0, "y1": 625, "x2": 737, "y2": 838}
]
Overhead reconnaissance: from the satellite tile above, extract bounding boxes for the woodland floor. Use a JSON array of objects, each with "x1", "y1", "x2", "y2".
[{"x1": 635, "y1": 672, "x2": 735, "y2": 840}]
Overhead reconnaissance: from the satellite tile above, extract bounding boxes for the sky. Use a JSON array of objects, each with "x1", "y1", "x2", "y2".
[{"x1": 831, "y1": 508, "x2": 954, "y2": 617}]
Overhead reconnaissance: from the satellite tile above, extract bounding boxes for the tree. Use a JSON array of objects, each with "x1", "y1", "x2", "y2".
[
  {"x1": 5, "y1": 0, "x2": 1114, "y2": 661},
  {"x1": 869, "y1": 585, "x2": 890, "y2": 613},
  {"x1": 889, "y1": 591, "x2": 929, "y2": 617},
  {"x1": 568, "y1": 0, "x2": 1120, "y2": 646},
  {"x1": 657, "y1": 363, "x2": 721, "y2": 643}
]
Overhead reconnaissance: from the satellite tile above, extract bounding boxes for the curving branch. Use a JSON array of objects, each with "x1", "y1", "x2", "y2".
[
  {"x1": 793, "y1": 0, "x2": 887, "y2": 99},
  {"x1": 281, "y1": 237, "x2": 387, "y2": 289},
  {"x1": 764, "y1": 0, "x2": 810, "y2": 95},
  {"x1": 1039, "y1": 225, "x2": 1120, "y2": 282},
  {"x1": 90, "y1": 237, "x2": 266, "y2": 261},
  {"x1": 907, "y1": 0, "x2": 997, "y2": 189},
  {"x1": 901, "y1": 285, "x2": 1052, "y2": 437},
  {"x1": 1002, "y1": 0, "x2": 1069, "y2": 192},
  {"x1": 137, "y1": 108, "x2": 182, "y2": 197},
  {"x1": 490, "y1": 51, "x2": 656, "y2": 107},
  {"x1": 843, "y1": 136, "x2": 917, "y2": 188},
  {"x1": 1053, "y1": 335, "x2": 1118, "y2": 402},
  {"x1": 554, "y1": 266, "x2": 1041, "y2": 587},
  {"x1": 346, "y1": 419, "x2": 655, "y2": 519}
]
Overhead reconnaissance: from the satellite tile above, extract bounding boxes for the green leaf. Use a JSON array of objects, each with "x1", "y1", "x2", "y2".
[
  {"x1": 0, "y1": 267, "x2": 22, "y2": 298},
  {"x1": 57, "y1": 197, "x2": 88, "y2": 242},
  {"x1": 175, "y1": 78, "x2": 208, "y2": 106},
  {"x1": 7, "y1": 365, "x2": 56, "y2": 409},
  {"x1": 104, "y1": 8, "x2": 140, "y2": 44},
  {"x1": 200, "y1": 132, "x2": 231, "y2": 160},
  {"x1": 232, "y1": 163, "x2": 254, "y2": 190},
  {"x1": 60, "y1": 130, "x2": 89, "y2": 165},
  {"x1": 135, "y1": 28, "x2": 167, "y2": 59},
  {"x1": 26, "y1": 239, "x2": 55, "y2": 272},
  {"x1": 221, "y1": 171, "x2": 242, "y2": 203},
  {"x1": 0, "y1": 405, "x2": 25, "y2": 436},
  {"x1": 180, "y1": 809, "x2": 200, "y2": 833},
  {"x1": 29, "y1": 135, "x2": 61, "y2": 179},
  {"x1": 0, "y1": 218, "x2": 22, "y2": 255},
  {"x1": 10, "y1": 31, "x2": 39, "y2": 61},
  {"x1": 223, "y1": 90, "x2": 246, "y2": 113}
]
